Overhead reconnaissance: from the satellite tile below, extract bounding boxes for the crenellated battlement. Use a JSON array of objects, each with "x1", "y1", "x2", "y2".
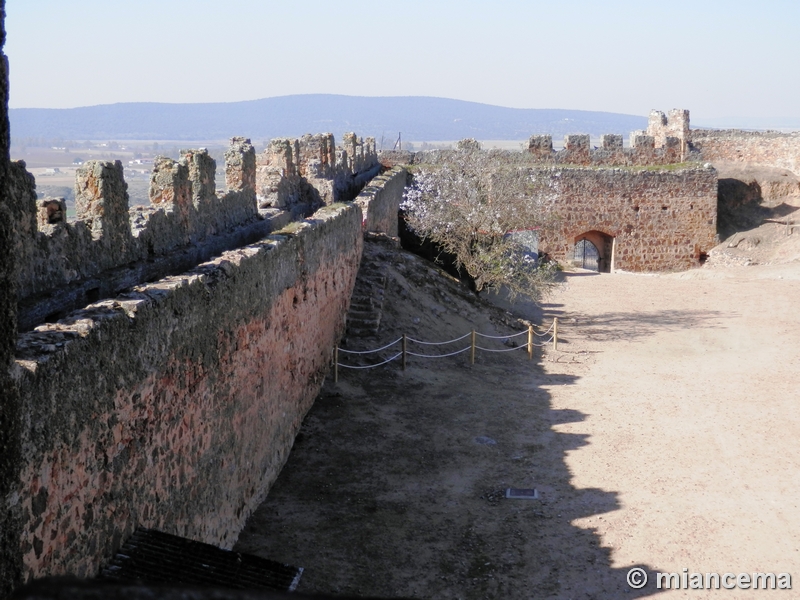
[
  {"x1": 11, "y1": 132, "x2": 379, "y2": 331},
  {"x1": 647, "y1": 108, "x2": 690, "y2": 155},
  {"x1": 256, "y1": 132, "x2": 378, "y2": 213},
  {"x1": 526, "y1": 131, "x2": 685, "y2": 166}
]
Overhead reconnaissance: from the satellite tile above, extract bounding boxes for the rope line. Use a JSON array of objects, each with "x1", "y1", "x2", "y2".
[
  {"x1": 474, "y1": 330, "x2": 528, "y2": 340},
  {"x1": 406, "y1": 346, "x2": 472, "y2": 358},
  {"x1": 334, "y1": 319, "x2": 559, "y2": 379},
  {"x1": 337, "y1": 338, "x2": 402, "y2": 354},
  {"x1": 337, "y1": 352, "x2": 402, "y2": 369},
  {"x1": 406, "y1": 332, "x2": 471, "y2": 346},
  {"x1": 475, "y1": 344, "x2": 528, "y2": 353}
]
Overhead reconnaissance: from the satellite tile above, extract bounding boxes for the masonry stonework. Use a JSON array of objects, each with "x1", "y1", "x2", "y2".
[
  {"x1": 647, "y1": 109, "x2": 690, "y2": 156},
  {"x1": 353, "y1": 166, "x2": 408, "y2": 236},
  {"x1": 0, "y1": 122, "x2": 407, "y2": 591},
  {"x1": 0, "y1": 0, "x2": 24, "y2": 594},
  {"x1": 539, "y1": 166, "x2": 718, "y2": 272},
  {"x1": 690, "y1": 129, "x2": 800, "y2": 176},
  {"x1": 255, "y1": 133, "x2": 379, "y2": 215},
  {"x1": 523, "y1": 132, "x2": 682, "y2": 167}
]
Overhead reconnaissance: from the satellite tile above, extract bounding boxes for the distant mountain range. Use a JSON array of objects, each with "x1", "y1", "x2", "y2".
[
  {"x1": 9, "y1": 95, "x2": 650, "y2": 143},
  {"x1": 691, "y1": 116, "x2": 800, "y2": 131}
]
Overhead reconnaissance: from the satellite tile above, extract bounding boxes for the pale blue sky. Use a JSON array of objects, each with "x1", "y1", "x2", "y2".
[{"x1": 6, "y1": 0, "x2": 799, "y2": 124}]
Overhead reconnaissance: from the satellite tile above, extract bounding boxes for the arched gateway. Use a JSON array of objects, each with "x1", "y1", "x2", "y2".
[{"x1": 573, "y1": 231, "x2": 614, "y2": 272}]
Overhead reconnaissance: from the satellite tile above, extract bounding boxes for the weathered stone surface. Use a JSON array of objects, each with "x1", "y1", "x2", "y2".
[
  {"x1": 10, "y1": 203, "x2": 363, "y2": 583},
  {"x1": 602, "y1": 134, "x2": 623, "y2": 149},
  {"x1": 691, "y1": 129, "x2": 800, "y2": 176},
  {"x1": 538, "y1": 165, "x2": 718, "y2": 272},
  {"x1": 648, "y1": 109, "x2": 690, "y2": 157},
  {"x1": 523, "y1": 131, "x2": 683, "y2": 166},
  {"x1": 12, "y1": 138, "x2": 261, "y2": 318},
  {"x1": 74, "y1": 160, "x2": 132, "y2": 264},
  {"x1": 256, "y1": 132, "x2": 379, "y2": 214},
  {"x1": 0, "y1": 2, "x2": 25, "y2": 595},
  {"x1": 37, "y1": 198, "x2": 66, "y2": 227},
  {"x1": 353, "y1": 166, "x2": 408, "y2": 236},
  {"x1": 224, "y1": 137, "x2": 256, "y2": 194}
]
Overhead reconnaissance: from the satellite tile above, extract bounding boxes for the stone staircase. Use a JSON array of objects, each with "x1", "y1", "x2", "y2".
[{"x1": 345, "y1": 264, "x2": 387, "y2": 339}]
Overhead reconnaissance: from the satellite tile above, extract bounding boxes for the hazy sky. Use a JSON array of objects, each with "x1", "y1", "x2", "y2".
[{"x1": 6, "y1": 0, "x2": 799, "y2": 123}]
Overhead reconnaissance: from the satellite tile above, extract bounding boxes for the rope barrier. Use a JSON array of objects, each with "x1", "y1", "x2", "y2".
[
  {"x1": 406, "y1": 332, "x2": 471, "y2": 346},
  {"x1": 334, "y1": 317, "x2": 560, "y2": 380},
  {"x1": 336, "y1": 352, "x2": 402, "y2": 369},
  {"x1": 406, "y1": 346, "x2": 472, "y2": 358},
  {"x1": 475, "y1": 344, "x2": 528, "y2": 353},
  {"x1": 474, "y1": 329, "x2": 528, "y2": 340},
  {"x1": 337, "y1": 337, "x2": 402, "y2": 355}
]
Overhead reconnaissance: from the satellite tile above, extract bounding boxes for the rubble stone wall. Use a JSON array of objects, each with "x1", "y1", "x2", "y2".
[
  {"x1": 647, "y1": 109, "x2": 690, "y2": 154},
  {"x1": 526, "y1": 132, "x2": 683, "y2": 166},
  {"x1": 12, "y1": 139, "x2": 258, "y2": 309},
  {"x1": 353, "y1": 166, "x2": 407, "y2": 236},
  {"x1": 540, "y1": 166, "x2": 718, "y2": 271},
  {"x1": 0, "y1": 0, "x2": 25, "y2": 594},
  {"x1": 255, "y1": 133, "x2": 378, "y2": 212},
  {"x1": 690, "y1": 129, "x2": 800, "y2": 175},
  {"x1": 7, "y1": 203, "x2": 363, "y2": 585}
]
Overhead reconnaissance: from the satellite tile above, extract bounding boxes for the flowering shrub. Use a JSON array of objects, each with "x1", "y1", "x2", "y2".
[{"x1": 402, "y1": 144, "x2": 558, "y2": 301}]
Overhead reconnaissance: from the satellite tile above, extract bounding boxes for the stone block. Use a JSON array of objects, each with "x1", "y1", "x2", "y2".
[
  {"x1": 74, "y1": 160, "x2": 132, "y2": 251},
  {"x1": 602, "y1": 134, "x2": 623, "y2": 149},
  {"x1": 37, "y1": 198, "x2": 67, "y2": 226},
  {"x1": 224, "y1": 137, "x2": 256, "y2": 194}
]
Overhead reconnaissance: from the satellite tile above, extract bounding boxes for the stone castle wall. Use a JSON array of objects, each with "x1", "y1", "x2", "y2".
[
  {"x1": 690, "y1": 129, "x2": 800, "y2": 175},
  {"x1": 646, "y1": 109, "x2": 690, "y2": 154},
  {"x1": 256, "y1": 133, "x2": 379, "y2": 214},
  {"x1": 526, "y1": 132, "x2": 684, "y2": 166},
  {"x1": 539, "y1": 166, "x2": 718, "y2": 271},
  {"x1": 10, "y1": 133, "x2": 379, "y2": 333},
  {"x1": 354, "y1": 166, "x2": 408, "y2": 236},
  {"x1": 7, "y1": 203, "x2": 363, "y2": 583},
  {"x1": 1, "y1": 152, "x2": 407, "y2": 592},
  {"x1": 11, "y1": 139, "x2": 257, "y2": 305},
  {"x1": 0, "y1": 0, "x2": 24, "y2": 594}
]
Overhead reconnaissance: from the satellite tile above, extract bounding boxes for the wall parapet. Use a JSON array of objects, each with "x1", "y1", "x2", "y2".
[
  {"x1": 537, "y1": 164, "x2": 718, "y2": 272},
  {"x1": 690, "y1": 128, "x2": 800, "y2": 175},
  {"x1": 526, "y1": 132, "x2": 684, "y2": 166},
  {"x1": 256, "y1": 132, "x2": 379, "y2": 215},
  {"x1": 11, "y1": 139, "x2": 259, "y2": 313},
  {"x1": 11, "y1": 132, "x2": 380, "y2": 331},
  {"x1": 353, "y1": 166, "x2": 408, "y2": 236},
  {"x1": 8, "y1": 201, "x2": 364, "y2": 584}
]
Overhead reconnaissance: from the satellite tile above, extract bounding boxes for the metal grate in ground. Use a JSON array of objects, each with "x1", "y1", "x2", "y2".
[{"x1": 100, "y1": 528, "x2": 303, "y2": 592}]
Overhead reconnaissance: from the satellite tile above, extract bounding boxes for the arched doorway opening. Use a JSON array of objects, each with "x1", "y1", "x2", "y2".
[{"x1": 573, "y1": 231, "x2": 614, "y2": 272}]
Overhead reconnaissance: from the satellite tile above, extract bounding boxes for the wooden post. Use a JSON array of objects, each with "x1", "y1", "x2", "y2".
[
  {"x1": 470, "y1": 329, "x2": 476, "y2": 365},
  {"x1": 402, "y1": 334, "x2": 407, "y2": 371},
  {"x1": 334, "y1": 346, "x2": 339, "y2": 383},
  {"x1": 527, "y1": 325, "x2": 533, "y2": 361},
  {"x1": 552, "y1": 317, "x2": 559, "y2": 352}
]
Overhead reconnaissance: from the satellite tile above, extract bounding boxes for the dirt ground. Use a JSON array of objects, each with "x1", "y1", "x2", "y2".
[{"x1": 234, "y1": 232, "x2": 800, "y2": 598}]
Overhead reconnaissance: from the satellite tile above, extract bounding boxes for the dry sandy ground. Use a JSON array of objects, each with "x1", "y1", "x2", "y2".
[{"x1": 235, "y1": 239, "x2": 800, "y2": 599}]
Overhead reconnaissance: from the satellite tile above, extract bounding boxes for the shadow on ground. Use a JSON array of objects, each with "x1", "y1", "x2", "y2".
[{"x1": 234, "y1": 238, "x2": 664, "y2": 599}]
